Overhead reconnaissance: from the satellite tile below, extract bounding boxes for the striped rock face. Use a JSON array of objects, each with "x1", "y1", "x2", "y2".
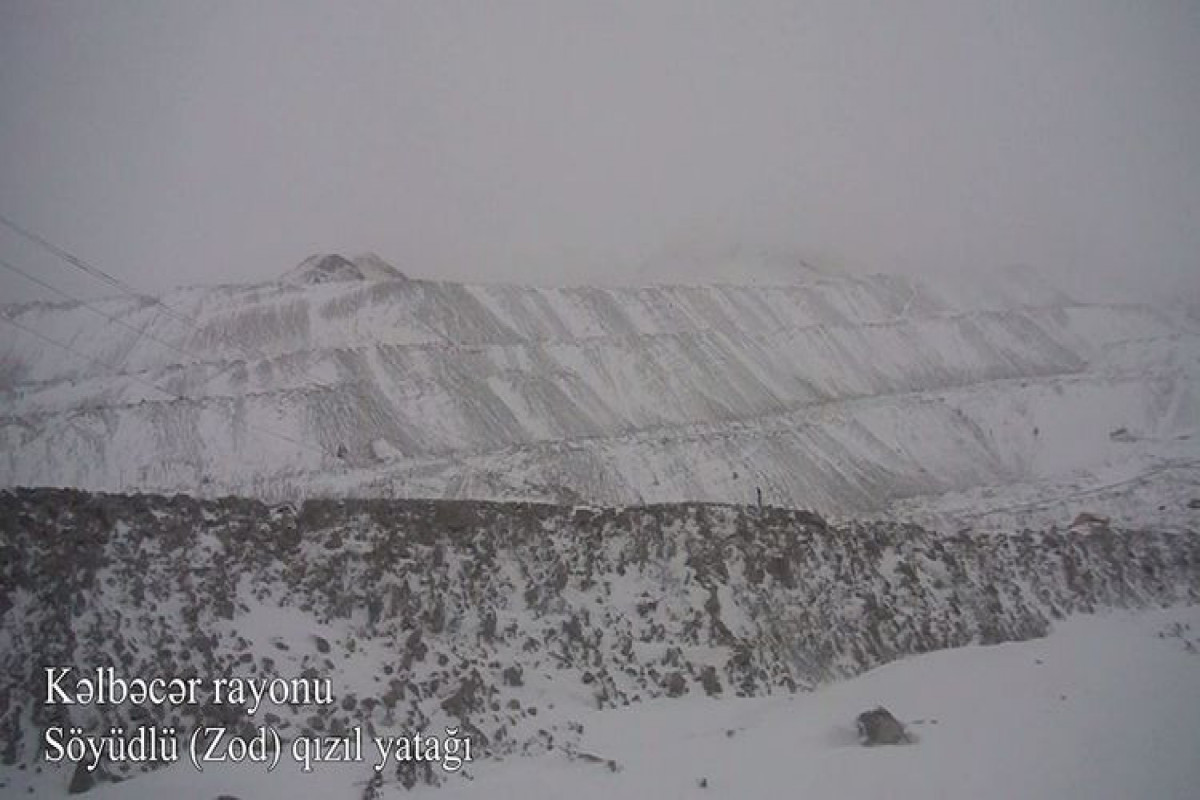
[{"x1": 1, "y1": 258, "x2": 1196, "y2": 532}]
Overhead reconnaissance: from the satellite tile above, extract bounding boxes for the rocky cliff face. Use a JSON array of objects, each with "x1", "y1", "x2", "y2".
[{"x1": 1, "y1": 488, "x2": 1195, "y2": 790}]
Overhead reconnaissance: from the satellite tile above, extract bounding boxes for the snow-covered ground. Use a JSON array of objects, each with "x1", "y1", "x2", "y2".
[
  {"x1": 8, "y1": 606, "x2": 1197, "y2": 799},
  {"x1": 427, "y1": 611, "x2": 1200, "y2": 800}
]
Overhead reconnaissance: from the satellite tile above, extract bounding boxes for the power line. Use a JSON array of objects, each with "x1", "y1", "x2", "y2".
[
  {"x1": 0, "y1": 211, "x2": 338, "y2": 394},
  {"x1": 0, "y1": 255, "x2": 238, "y2": 388},
  {"x1": 0, "y1": 212, "x2": 356, "y2": 466},
  {"x1": 0, "y1": 313, "x2": 332, "y2": 460},
  {"x1": 0, "y1": 211, "x2": 132, "y2": 296}
]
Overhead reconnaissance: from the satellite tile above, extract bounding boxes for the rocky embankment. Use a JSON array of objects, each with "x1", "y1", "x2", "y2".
[{"x1": 0, "y1": 488, "x2": 1196, "y2": 792}]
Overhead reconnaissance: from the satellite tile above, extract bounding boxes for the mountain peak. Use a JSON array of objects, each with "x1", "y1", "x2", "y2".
[{"x1": 281, "y1": 253, "x2": 406, "y2": 285}]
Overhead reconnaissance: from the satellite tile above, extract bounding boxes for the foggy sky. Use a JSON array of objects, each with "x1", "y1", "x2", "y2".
[{"x1": 1, "y1": 0, "x2": 1197, "y2": 304}]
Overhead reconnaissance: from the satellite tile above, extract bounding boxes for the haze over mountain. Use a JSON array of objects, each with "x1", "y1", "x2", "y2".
[{"x1": 4, "y1": 2, "x2": 1199, "y2": 307}]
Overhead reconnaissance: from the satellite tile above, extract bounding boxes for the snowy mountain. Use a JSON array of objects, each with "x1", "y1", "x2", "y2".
[
  {"x1": 1, "y1": 254, "x2": 1197, "y2": 531},
  {"x1": 2, "y1": 258, "x2": 1197, "y2": 796},
  {"x1": 280, "y1": 253, "x2": 408, "y2": 286}
]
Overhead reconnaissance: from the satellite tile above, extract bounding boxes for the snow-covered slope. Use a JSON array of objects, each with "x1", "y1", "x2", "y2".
[
  {"x1": 1, "y1": 255, "x2": 1196, "y2": 529},
  {"x1": 18, "y1": 609, "x2": 1199, "y2": 799},
  {"x1": 407, "y1": 607, "x2": 1200, "y2": 800},
  {"x1": 1, "y1": 489, "x2": 1196, "y2": 797}
]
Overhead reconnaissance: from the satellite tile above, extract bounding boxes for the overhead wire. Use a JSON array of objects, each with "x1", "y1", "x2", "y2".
[
  {"x1": 0, "y1": 211, "x2": 343, "y2": 396},
  {"x1": 0, "y1": 254, "x2": 240, "y2": 387},
  {"x1": 0, "y1": 312, "x2": 331, "y2": 460},
  {"x1": 0, "y1": 212, "x2": 363, "y2": 462}
]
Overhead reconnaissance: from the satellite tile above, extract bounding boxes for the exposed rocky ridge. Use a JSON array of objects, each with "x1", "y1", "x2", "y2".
[
  {"x1": 280, "y1": 253, "x2": 408, "y2": 286},
  {"x1": 1, "y1": 488, "x2": 1196, "y2": 790}
]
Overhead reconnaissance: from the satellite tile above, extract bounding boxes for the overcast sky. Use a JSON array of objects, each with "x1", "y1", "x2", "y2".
[{"x1": 1, "y1": 0, "x2": 1197, "y2": 303}]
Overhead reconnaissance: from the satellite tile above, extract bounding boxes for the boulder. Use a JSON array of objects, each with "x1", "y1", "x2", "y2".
[
  {"x1": 1070, "y1": 512, "x2": 1110, "y2": 531},
  {"x1": 67, "y1": 762, "x2": 96, "y2": 794},
  {"x1": 662, "y1": 671, "x2": 688, "y2": 697},
  {"x1": 856, "y1": 706, "x2": 909, "y2": 745}
]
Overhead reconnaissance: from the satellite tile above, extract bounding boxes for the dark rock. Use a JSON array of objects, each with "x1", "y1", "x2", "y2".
[
  {"x1": 1070, "y1": 512, "x2": 1110, "y2": 529},
  {"x1": 856, "y1": 707, "x2": 909, "y2": 745},
  {"x1": 67, "y1": 762, "x2": 95, "y2": 794},
  {"x1": 441, "y1": 674, "x2": 484, "y2": 717},
  {"x1": 502, "y1": 665, "x2": 523, "y2": 687},
  {"x1": 662, "y1": 671, "x2": 687, "y2": 697},
  {"x1": 698, "y1": 665, "x2": 722, "y2": 696}
]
